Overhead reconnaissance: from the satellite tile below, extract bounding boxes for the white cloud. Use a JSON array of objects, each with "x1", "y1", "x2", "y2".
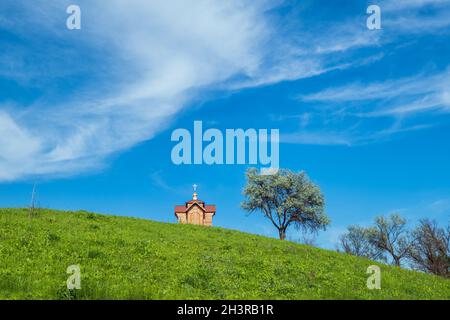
[
  {"x1": 382, "y1": 0, "x2": 450, "y2": 11},
  {"x1": 1, "y1": 0, "x2": 393, "y2": 181},
  {"x1": 300, "y1": 70, "x2": 450, "y2": 117},
  {"x1": 1, "y1": 0, "x2": 450, "y2": 180},
  {"x1": 0, "y1": 0, "x2": 300, "y2": 181},
  {"x1": 282, "y1": 132, "x2": 352, "y2": 146},
  {"x1": 283, "y1": 70, "x2": 450, "y2": 145},
  {"x1": 0, "y1": 112, "x2": 42, "y2": 180},
  {"x1": 428, "y1": 198, "x2": 450, "y2": 215},
  {"x1": 381, "y1": 0, "x2": 450, "y2": 33}
]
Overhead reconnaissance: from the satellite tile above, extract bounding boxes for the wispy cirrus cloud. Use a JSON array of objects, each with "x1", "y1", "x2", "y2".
[
  {"x1": 1, "y1": 0, "x2": 450, "y2": 180},
  {"x1": 0, "y1": 0, "x2": 390, "y2": 181},
  {"x1": 0, "y1": 0, "x2": 303, "y2": 181},
  {"x1": 381, "y1": 0, "x2": 450, "y2": 12},
  {"x1": 283, "y1": 70, "x2": 450, "y2": 146},
  {"x1": 300, "y1": 70, "x2": 450, "y2": 117},
  {"x1": 278, "y1": 0, "x2": 450, "y2": 146},
  {"x1": 380, "y1": 0, "x2": 450, "y2": 33}
]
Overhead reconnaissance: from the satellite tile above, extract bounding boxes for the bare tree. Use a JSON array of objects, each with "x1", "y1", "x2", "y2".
[
  {"x1": 289, "y1": 232, "x2": 318, "y2": 246},
  {"x1": 408, "y1": 219, "x2": 449, "y2": 278},
  {"x1": 299, "y1": 233, "x2": 317, "y2": 247},
  {"x1": 367, "y1": 214, "x2": 414, "y2": 267},
  {"x1": 29, "y1": 183, "x2": 37, "y2": 217},
  {"x1": 339, "y1": 226, "x2": 385, "y2": 261}
]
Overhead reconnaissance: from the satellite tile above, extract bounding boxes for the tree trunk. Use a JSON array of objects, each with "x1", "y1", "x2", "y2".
[{"x1": 279, "y1": 229, "x2": 286, "y2": 240}]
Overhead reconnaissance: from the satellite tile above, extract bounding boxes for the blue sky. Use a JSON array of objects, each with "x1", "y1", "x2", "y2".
[{"x1": 1, "y1": 0, "x2": 449, "y2": 248}]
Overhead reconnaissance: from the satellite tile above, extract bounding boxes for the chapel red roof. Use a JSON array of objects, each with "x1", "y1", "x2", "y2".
[
  {"x1": 174, "y1": 200, "x2": 216, "y2": 214},
  {"x1": 174, "y1": 205, "x2": 186, "y2": 213}
]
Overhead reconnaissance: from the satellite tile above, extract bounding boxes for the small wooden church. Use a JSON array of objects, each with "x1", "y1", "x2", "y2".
[{"x1": 174, "y1": 185, "x2": 216, "y2": 226}]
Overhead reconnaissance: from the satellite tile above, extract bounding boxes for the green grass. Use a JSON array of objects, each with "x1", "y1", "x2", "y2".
[{"x1": 0, "y1": 208, "x2": 448, "y2": 300}]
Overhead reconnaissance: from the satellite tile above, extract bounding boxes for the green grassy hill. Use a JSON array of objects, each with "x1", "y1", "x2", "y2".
[{"x1": 0, "y1": 208, "x2": 448, "y2": 300}]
